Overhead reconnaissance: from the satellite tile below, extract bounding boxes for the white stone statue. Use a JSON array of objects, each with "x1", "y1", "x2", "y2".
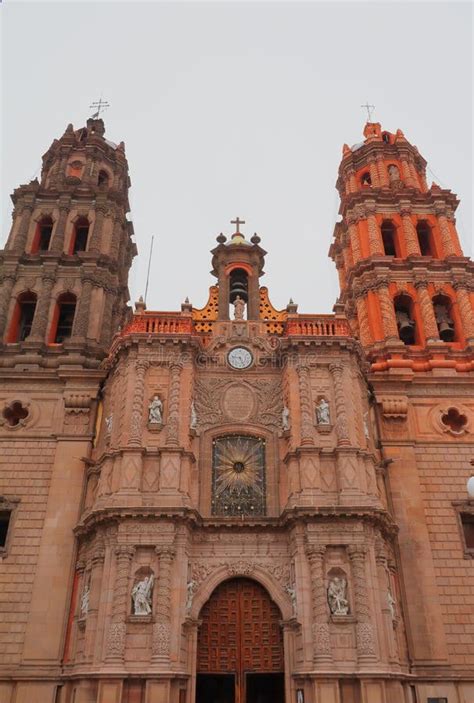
[
  {"x1": 190, "y1": 401, "x2": 197, "y2": 431},
  {"x1": 131, "y1": 574, "x2": 154, "y2": 616},
  {"x1": 282, "y1": 405, "x2": 290, "y2": 431},
  {"x1": 316, "y1": 398, "x2": 331, "y2": 425},
  {"x1": 105, "y1": 414, "x2": 113, "y2": 435},
  {"x1": 388, "y1": 164, "x2": 400, "y2": 183},
  {"x1": 186, "y1": 579, "x2": 196, "y2": 611},
  {"x1": 387, "y1": 590, "x2": 396, "y2": 620},
  {"x1": 363, "y1": 411, "x2": 370, "y2": 439},
  {"x1": 286, "y1": 584, "x2": 297, "y2": 614},
  {"x1": 148, "y1": 395, "x2": 163, "y2": 424},
  {"x1": 327, "y1": 576, "x2": 350, "y2": 615},
  {"x1": 233, "y1": 295, "x2": 246, "y2": 320},
  {"x1": 80, "y1": 584, "x2": 90, "y2": 617}
]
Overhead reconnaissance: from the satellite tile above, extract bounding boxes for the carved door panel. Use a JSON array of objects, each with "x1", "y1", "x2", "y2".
[{"x1": 197, "y1": 578, "x2": 284, "y2": 703}]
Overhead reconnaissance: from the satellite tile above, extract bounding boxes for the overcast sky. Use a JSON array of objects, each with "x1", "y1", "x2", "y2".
[{"x1": 1, "y1": 1, "x2": 472, "y2": 314}]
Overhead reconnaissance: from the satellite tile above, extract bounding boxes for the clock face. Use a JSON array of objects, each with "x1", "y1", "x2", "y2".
[{"x1": 227, "y1": 347, "x2": 253, "y2": 370}]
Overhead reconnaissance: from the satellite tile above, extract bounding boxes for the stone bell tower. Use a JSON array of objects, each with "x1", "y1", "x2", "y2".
[{"x1": 0, "y1": 116, "x2": 136, "y2": 365}]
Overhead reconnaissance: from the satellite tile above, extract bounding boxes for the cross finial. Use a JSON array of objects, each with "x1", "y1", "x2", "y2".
[
  {"x1": 231, "y1": 217, "x2": 245, "y2": 234},
  {"x1": 89, "y1": 97, "x2": 110, "y2": 119},
  {"x1": 361, "y1": 101, "x2": 375, "y2": 123}
]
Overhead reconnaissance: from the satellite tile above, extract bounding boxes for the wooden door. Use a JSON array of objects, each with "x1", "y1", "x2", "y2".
[{"x1": 197, "y1": 578, "x2": 284, "y2": 703}]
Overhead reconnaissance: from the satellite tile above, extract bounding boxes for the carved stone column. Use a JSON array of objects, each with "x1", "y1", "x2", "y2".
[
  {"x1": 152, "y1": 546, "x2": 175, "y2": 663},
  {"x1": 306, "y1": 546, "x2": 332, "y2": 665},
  {"x1": 347, "y1": 216, "x2": 362, "y2": 264},
  {"x1": 400, "y1": 205, "x2": 421, "y2": 256},
  {"x1": 83, "y1": 542, "x2": 106, "y2": 661},
  {"x1": 329, "y1": 363, "x2": 350, "y2": 446},
  {"x1": 376, "y1": 153, "x2": 389, "y2": 187},
  {"x1": 354, "y1": 291, "x2": 372, "y2": 346},
  {"x1": 375, "y1": 540, "x2": 398, "y2": 664},
  {"x1": 296, "y1": 363, "x2": 314, "y2": 446},
  {"x1": 50, "y1": 202, "x2": 70, "y2": 253},
  {"x1": 400, "y1": 155, "x2": 416, "y2": 188},
  {"x1": 415, "y1": 280, "x2": 439, "y2": 342},
  {"x1": 99, "y1": 288, "x2": 116, "y2": 347},
  {"x1": 368, "y1": 156, "x2": 380, "y2": 187},
  {"x1": 72, "y1": 277, "x2": 94, "y2": 339},
  {"x1": 452, "y1": 281, "x2": 474, "y2": 343},
  {"x1": 128, "y1": 360, "x2": 149, "y2": 447},
  {"x1": 109, "y1": 215, "x2": 123, "y2": 260},
  {"x1": 88, "y1": 204, "x2": 108, "y2": 254},
  {"x1": 0, "y1": 274, "x2": 16, "y2": 339},
  {"x1": 348, "y1": 546, "x2": 377, "y2": 665},
  {"x1": 376, "y1": 281, "x2": 399, "y2": 341},
  {"x1": 166, "y1": 362, "x2": 183, "y2": 446},
  {"x1": 13, "y1": 203, "x2": 34, "y2": 253},
  {"x1": 364, "y1": 204, "x2": 384, "y2": 256},
  {"x1": 29, "y1": 275, "x2": 55, "y2": 342},
  {"x1": 435, "y1": 204, "x2": 456, "y2": 257},
  {"x1": 105, "y1": 545, "x2": 135, "y2": 664},
  {"x1": 346, "y1": 167, "x2": 357, "y2": 194},
  {"x1": 408, "y1": 158, "x2": 420, "y2": 190}
]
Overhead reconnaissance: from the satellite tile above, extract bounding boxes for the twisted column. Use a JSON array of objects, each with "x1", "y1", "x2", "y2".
[
  {"x1": 454, "y1": 281, "x2": 474, "y2": 342},
  {"x1": 368, "y1": 156, "x2": 380, "y2": 187},
  {"x1": 329, "y1": 363, "x2": 350, "y2": 446},
  {"x1": 29, "y1": 275, "x2": 55, "y2": 342},
  {"x1": 88, "y1": 205, "x2": 107, "y2": 254},
  {"x1": 400, "y1": 156, "x2": 416, "y2": 188},
  {"x1": 72, "y1": 277, "x2": 93, "y2": 339},
  {"x1": 152, "y1": 546, "x2": 175, "y2": 660},
  {"x1": 376, "y1": 153, "x2": 389, "y2": 187},
  {"x1": 400, "y1": 205, "x2": 421, "y2": 256},
  {"x1": 347, "y1": 216, "x2": 362, "y2": 263},
  {"x1": 346, "y1": 167, "x2": 357, "y2": 194},
  {"x1": 365, "y1": 205, "x2": 384, "y2": 256},
  {"x1": 355, "y1": 292, "x2": 372, "y2": 346},
  {"x1": 50, "y1": 203, "x2": 70, "y2": 253},
  {"x1": 415, "y1": 281, "x2": 439, "y2": 342},
  {"x1": 166, "y1": 362, "x2": 182, "y2": 446},
  {"x1": 0, "y1": 275, "x2": 16, "y2": 339},
  {"x1": 348, "y1": 546, "x2": 377, "y2": 663},
  {"x1": 435, "y1": 205, "x2": 456, "y2": 257},
  {"x1": 128, "y1": 360, "x2": 149, "y2": 446},
  {"x1": 12, "y1": 203, "x2": 34, "y2": 253},
  {"x1": 105, "y1": 545, "x2": 135, "y2": 662},
  {"x1": 376, "y1": 282, "x2": 399, "y2": 341},
  {"x1": 296, "y1": 363, "x2": 314, "y2": 446},
  {"x1": 408, "y1": 159, "x2": 421, "y2": 190},
  {"x1": 306, "y1": 546, "x2": 332, "y2": 664},
  {"x1": 84, "y1": 543, "x2": 106, "y2": 660}
]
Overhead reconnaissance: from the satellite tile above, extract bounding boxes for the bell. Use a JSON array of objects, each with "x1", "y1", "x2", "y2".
[
  {"x1": 396, "y1": 311, "x2": 415, "y2": 344},
  {"x1": 229, "y1": 272, "x2": 248, "y2": 303},
  {"x1": 438, "y1": 321, "x2": 455, "y2": 342}
]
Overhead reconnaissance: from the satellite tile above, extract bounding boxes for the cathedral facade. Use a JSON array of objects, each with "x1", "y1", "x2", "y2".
[{"x1": 0, "y1": 118, "x2": 473, "y2": 703}]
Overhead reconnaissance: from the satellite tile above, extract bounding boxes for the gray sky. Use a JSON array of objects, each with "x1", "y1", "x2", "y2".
[{"x1": 1, "y1": 1, "x2": 472, "y2": 314}]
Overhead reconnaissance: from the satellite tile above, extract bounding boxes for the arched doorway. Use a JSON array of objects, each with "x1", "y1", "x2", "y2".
[{"x1": 196, "y1": 578, "x2": 285, "y2": 703}]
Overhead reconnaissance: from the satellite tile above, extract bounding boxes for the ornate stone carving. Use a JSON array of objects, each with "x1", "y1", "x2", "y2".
[
  {"x1": 106, "y1": 622, "x2": 127, "y2": 658},
  {"x1": 129, "y1": 360, "x2": 149, "y2": 446},
  {"x1": 148, "y1": 394, "x2": 163, "y2": 425},
  {"x1": 131, "y1": 574, "x2": 154, "y2": 615},
  {"x1": 327, "y1": 576, "x2": 350, "y2": 615},
  {"x1": 152, "y1": 622, "x2": 171, "y2": 655},
  {"x1": 297, "y1": 364, "x2": 314, "y2": 445},
  {"x1": 225, "y1": 560, "x2": 254, "y2": 577},
  {"x1": 166, "y1": 363, "x2": 182, "y2": 446},
  {"x1": 329, "y1": 364, "x2": 350, "y2": 446},
  {"x1": 348, "y1": 546, "x2": 377, "y2": 660},
  {"x1": 312, "y1": 622, "x2": 331, "y2": 653},
  {"x1": 380, "y1": 396, "x2": 408, "y2": 420},
  {"x1": 306, "y1": 545, "x2": 332, "y2": 662},
  {"x1": 316, "y1": 398, "x2": 331, "y2": 425}
]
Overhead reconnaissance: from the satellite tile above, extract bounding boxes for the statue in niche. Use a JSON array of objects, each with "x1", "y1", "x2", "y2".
[
  {"x1": 186, "y1": 579, "x2": 196, "y2": 611},
  {"x1": 282, "y1": 405, "x2": 290, "y2": 431},
  {"x1": 131, "y1": 574, "x2": 154, "y2": 616},
  {"x1": 327, "y1": 576, "x2": 350, "y2": 615},
  {"x1": 80, "y1": 583, "x2": 90, "y2": 617},
  {"x1": 190, "y1": 401, "x2": 197, "y2": 431},
  {"x1": 388, "y1": 164, "x2": 401, "y2": 183},
  {"x1": 285, "y1": 584, "x2": 297, "y2": 614},
  {"x1": 148, "y1": 395, "x2": 163, "y2": 425},
  {"x1": 316, "y1": 398, "x2": 331, "y2": 425},
  {"x1": 387, "y1": 590, "x2": 396, "y2": 620},
  {"x1": 233, "y1": 295, "x2": 246, "y2": 320},
  {"x1": 105, "y1": 414, "x2": 113, "y2": 435},
  {"x1": 363, "y1": 411, "x2": 370, "y2": 439}
]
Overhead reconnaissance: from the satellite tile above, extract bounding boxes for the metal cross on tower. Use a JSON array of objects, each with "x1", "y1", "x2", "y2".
[
  {"x1": 89, "y1": 97, "x2": 110, "y2": 119},
  {"x1": 361, "y1": 102, "x2": 375, "y2": 123},
  {"x1": 231, "y1": 217, "x2": 246, "y2": 234}
]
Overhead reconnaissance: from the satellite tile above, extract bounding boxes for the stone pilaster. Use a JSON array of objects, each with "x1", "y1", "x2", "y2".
[
  {"x1": 29, "y1": 275, "x2": 55, "y2": 342},
  {"x1": 348, "y1": 546, "x2": 377, "y2": 665},
  {"x1": 329, "y1": 363, "x2": 350, "y2": 446},
  {"x1": 454, "y1": 281, "x2": 474, "y2": 342},
  {"x1": 88, "y1": 204, "x2": 107, "y2": 254},
  {"x1": 152, "y1": 546, "x2": 175, "y2": 663},
  {"x1": 365, "y1": 204, "x2": 384, "y2": 256},
  {"x1": 435, "y1": 204, "x2": 456, "y2": 257},
  {"x1": 354, "y1": 291, "x2": 372, "y2": 346},
  {"x1": 12, "y1": 203, "x2": 34, "y2": 254},
  {"x1": 347, "y1": 215, "x2": 362, "y2": 263},
  {"x1": 376, "y1": 281, "x2": 399, "y2": 341},
  {"x1": 415, "y1": 280, "x2": 439, "y2": 342},
  {"x1": 83, "y1": 543, "x2": 106, "y2": 661},
  {"x1": 306, "y1": 545, "x2": 332, "y2": 665},
  {"x1": 400, "y1": 205, "x2": 421, "y2": 256},
  {"x1": 165, "y1": 362, "x2": 182, "y2": 446},
  {"x1": 296, "y1": 363, "x2": 314, "y2": 446},
  {"x1": 400, "y1": 154, "x2": 416, "y2": 188},
  {"x1": 72, "y1": 277, "x2": 94, "y2": 339},
  {"x1": 128, "y1": 360, "x2": 149, "y2": 447},
  {"x1": 376, "y1": 153, "x2": 389, "y2": 187},
  {"x1": 105, "y1": 545, "x2": 135, "y2": 664},
  {"x1": 0, "y1": 274, "x2": 16, "y2": 339},
  {"x1": 368, "y1": 155, "x2": 380, "y2": 187},
  {"x1": 375, "y1": 540, "x2": 398, "y2": 664},
  {"x1": 50, "y1": 201, "x2": 70, "y2": 253}
]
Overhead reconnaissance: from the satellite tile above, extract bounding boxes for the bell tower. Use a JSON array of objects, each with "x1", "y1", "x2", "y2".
[
  {"x1": 330, "y1": 121, "x2": 474, "y2": 372},
  {"x1": 0, "y1": 117, "x2": 136, "y2": 367}
]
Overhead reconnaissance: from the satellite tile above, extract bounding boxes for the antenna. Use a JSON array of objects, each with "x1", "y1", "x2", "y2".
[{"x1": 144, "y1": 235, "x2": 155, "y2": 304}]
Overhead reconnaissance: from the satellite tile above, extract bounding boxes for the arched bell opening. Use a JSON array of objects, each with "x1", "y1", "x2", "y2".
[
  {"x1": 195, "y1": 578, "x2": 285, "y2": 703},
  {"x1": 229, "y1": 268, "x2": 249, "y2": 320},
  {"x1": 394, "y1": 294, "x2": 416, "y2": 345},
  {"x1": 432, "y1": 293, "x2": 457, "y2": 342}
]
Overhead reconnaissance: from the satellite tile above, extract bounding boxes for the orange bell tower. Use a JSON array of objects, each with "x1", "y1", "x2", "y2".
[{"x1": 330, "y1": 121, "x2": 474, "y2": 372}]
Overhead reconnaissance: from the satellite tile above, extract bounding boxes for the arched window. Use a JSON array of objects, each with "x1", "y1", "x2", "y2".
[
  {"x1": 50, "y1": 293, "x2": 76, "y2": 343},
  {"x1": 433, "y1": 293, "x2": 456, "y2": 342},
  {"x1": 229, "y1": 268, "x2": 249, "y2": 319},
  {"x1": 7, "y1": 292, "x2": 37, "y2": 342},
  {"x1": 394, "y1": 294, "x2": 416, "y2": 345},
  {"x1": 32, "y1": 217, "x2": 53, "y2": 253},
  {"x1": 98, "y1": 170, "x2": 110, "y2": 187},
  {"x1": 416, "y1": 220, "x2": 435, "y2": 256},
  {"x1": 70, "y1": 218, "x2": 90, "y2": 254},
  {"x1": 381, "y1": 220, "x2": 397, "y2": 256},
  {"x1": 361, "y1": 172, "x2": 372, "y2": 187},
  {"x1": 382, "y1": 132, "x2": 391, "y2": 144}
]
